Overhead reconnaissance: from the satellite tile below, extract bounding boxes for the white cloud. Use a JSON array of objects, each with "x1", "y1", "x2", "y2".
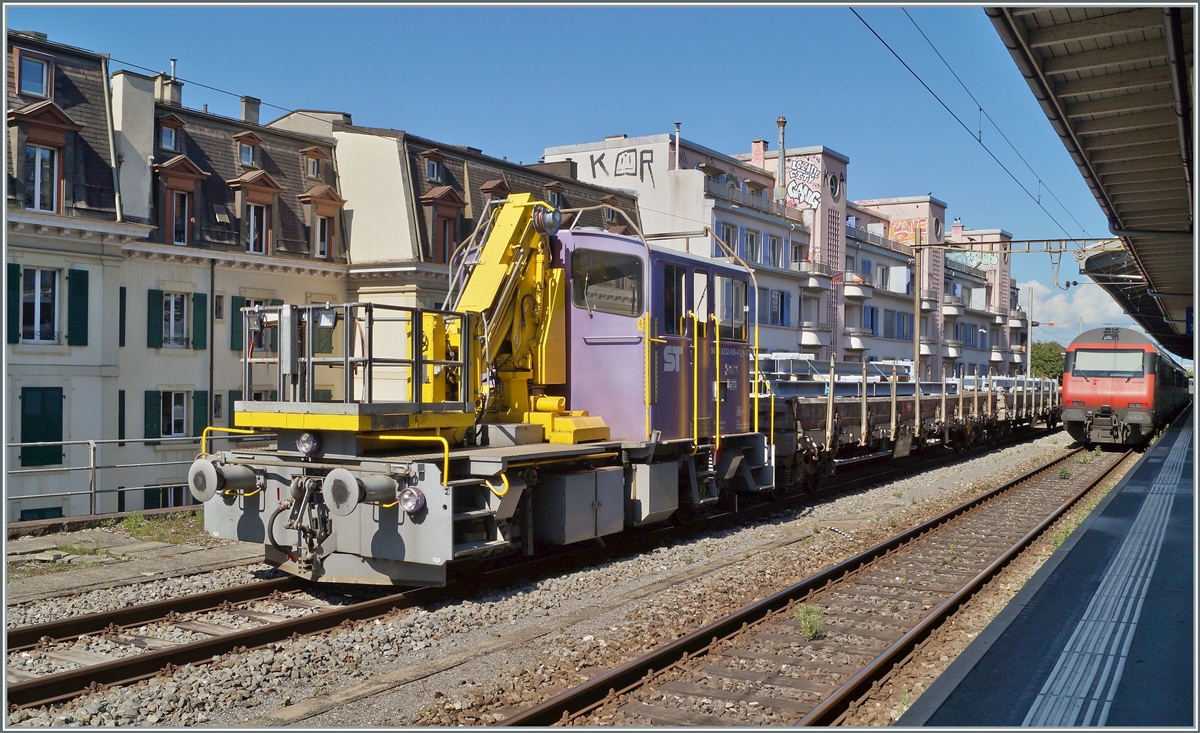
[{"x1": 1016, "y1": 278, "x2": 1141, "y2": 346}]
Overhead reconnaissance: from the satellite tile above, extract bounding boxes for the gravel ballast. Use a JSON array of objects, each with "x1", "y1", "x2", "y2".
[{"x1": 9, "y1": 432, "x2": 1074, "y2": 728}]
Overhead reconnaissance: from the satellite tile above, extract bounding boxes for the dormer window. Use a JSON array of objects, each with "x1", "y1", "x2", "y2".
[
  {"x1": 18, "y1": 54, "x2": 50, "y2": 97},
  {"x1": 156, "y1": 113, "x2": 185, "y2": 153},
  {"x1": 300, "y1": 146, "x2": 326, "y2": 180},
  {"x1": 233, "y1": 131, "x2": 262, "y2": 168},
  {"x1": 161, "y1": 126, "x2": 176, "y2": 151},
  {"x1": 545, "y1": 182, "x2": 565, "y2": 209},
  {"x1": 420, "y1": 149, "x2": 446, "y2": 184}
]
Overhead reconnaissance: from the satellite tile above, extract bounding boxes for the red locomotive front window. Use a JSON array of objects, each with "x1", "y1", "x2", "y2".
[{"x1": 1072, "y1": 349, "x2": 1144, "y2": 379}]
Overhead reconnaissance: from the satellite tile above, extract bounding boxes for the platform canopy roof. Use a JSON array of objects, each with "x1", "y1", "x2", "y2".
[{"x1": 988, "y1": 7, "x2": 1194, "y2": 359}]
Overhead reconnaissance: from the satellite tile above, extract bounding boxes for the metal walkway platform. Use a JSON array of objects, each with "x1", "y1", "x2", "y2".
[{"x1": 902, "y1": 405, "x2": 1194, "y2": 727}]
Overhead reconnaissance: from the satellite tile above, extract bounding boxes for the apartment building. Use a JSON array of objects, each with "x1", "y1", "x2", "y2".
[
  {"x1": 541, "y1": 131, "x2": 821, "y2": 355},
  {"x1": 6, "y1": 31, "x2": 155, "y2": 519},
  {"x1": 269, "y1": 112, "x2": 642, "y2": 311},
  {"x1": 545, "y1": 125, "x2": 1030, "y2": 376}
]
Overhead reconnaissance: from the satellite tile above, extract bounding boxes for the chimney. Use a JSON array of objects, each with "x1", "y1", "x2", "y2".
[
  {"x1": 952, "y1": 217, "x2": 963, "y2": 236},
  {"x1": 775, "y1": 117, "x2": 787, "y2": 201},
  {"x1": 154, "y1": 73, "x2": 183, "y2": 105},
  {"x1": 241, "y1": 96, "x2": 261, "y2": 125},
  {"x1": 750, "y1": 139, "x2": 767, "y2": 170}
]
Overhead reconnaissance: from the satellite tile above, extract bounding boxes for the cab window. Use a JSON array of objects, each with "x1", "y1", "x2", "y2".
[
  {"x1": 663, "y1": 264, "x2": 686, "y2": 335},
  {"x1": 571, "y1": 249, "x2": 643, "y2": 318},
  {"x1": 714, "y1": 274, "x2": 747, "y2": 341}
]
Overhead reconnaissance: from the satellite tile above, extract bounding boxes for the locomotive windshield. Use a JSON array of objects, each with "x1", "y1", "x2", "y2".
[
  {"x1": 572, "y1": 249, "x2": 643, "y2": 317},
  {"x1": 1072, "y1": 349, "x2": 1144, "y2": 378}
]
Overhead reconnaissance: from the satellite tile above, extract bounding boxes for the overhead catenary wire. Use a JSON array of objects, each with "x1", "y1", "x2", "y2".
[
  {"x1": 901, "y1": 9, "x2": 1093, "y2": 238},
  {"x1": 849, "y1": 8, "x2": 1074, "y2": 239}
]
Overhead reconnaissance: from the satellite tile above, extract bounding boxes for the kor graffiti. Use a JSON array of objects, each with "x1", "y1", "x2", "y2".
[{"x1": 589, "y1": 148, "x2": 655, "y2": 187}]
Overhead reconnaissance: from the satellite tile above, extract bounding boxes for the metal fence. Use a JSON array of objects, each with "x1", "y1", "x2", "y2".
[{"x1": 6, "y1": 433, "x2": 275, "y2": 518}]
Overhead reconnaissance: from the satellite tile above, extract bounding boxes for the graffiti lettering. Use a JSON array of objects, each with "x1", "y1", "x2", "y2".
[
  {"x1": 639, "y1": 149, "x2": 655, "y2": 187},
  {"x1": 888, "y1": 217, "x2": 928, "y2": 245},
  {"x1": 784, "y1": 155, "x2": 823, "y2": 210},
  {"x1": 589, "y1": 152, "x2": 608, "y2": 178},
  {"x1": 614, "y1": 148, "x2": 638, "y2": 176}
]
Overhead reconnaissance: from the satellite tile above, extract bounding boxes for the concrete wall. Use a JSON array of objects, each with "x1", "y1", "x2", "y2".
[
  {"x1": 334, "y1": 131, "x2": 417, "y2": 263},
  {"x1": 111, "y1": 71, "x2": 155, "y2": 223}
]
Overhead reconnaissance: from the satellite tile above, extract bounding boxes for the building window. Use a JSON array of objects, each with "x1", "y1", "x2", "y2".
[
  {"x1": 757, "y1": 286, "x2": 770, "y2": 326},
  {"x1": 721, "y1": 224, "x2": 735, "y2": 252},
  {"x1": 161, "y1": 126, "x2": 177, "y2": 151},
  {"x1": 246, "y1": 298, "x2": 267, "y2": 349},
  {"x1": 20, "y1": 386, "x2": 63, "y2": 467},
  {"x1": 549, "y1": 191, "x2": 562, "y2": 208},
  {"x1": 163, "y1": 292, "x2": 188, "y2": 348},
  {"x1": 767, "y1": 236, "x2": 782, "y2": 268},
  {"x1": 793, "y1": 242, "x2": 808, "y2": 263},
  {"x1": 884, "y1": 309, "x2": 896, "y2": 339},
  {"x1": 172, "y1": 190, "x2": 190, "y2": 245},
  {"x1": 213, "y1": 393, "x2": 223, "y2": 420},
  {"x1": 248, "y1": 203, "x2": 268, "y2": 254},
  {"x1": 308, "y1": 157, "x2": 320, "y2": 179},
  {"x1": 876, "y1": 264, "x2": 889, "y2": 290},
  {"x1": 214, "y1": 294, "x2": 224, "y2": 321},
  {"x1": 436, "y1": 218, "x2": 454, "y2": 264},
  {"x1": 24, "y1": 144, "x2": 58, "y2": 212},
  {"x1": 240, "y1": 143, "x2": 255, "y2": 166},
  {"x1": 19, "y1": 56, "x2": 49, "y2": 97},
  {"x1": 21, "y1": 267, "x2": 58, "y2": 343},
  {"x1": 427, "y1": 160, "x2": 440, "y2": 182},
  {"x1": 745, "y1": 230, "x2": 760, "y2": 264},
  {"x1": 317, "y1": 216, "x2": 330, "y2": 259},
  {"x1": 604, "y1": 206, "x2": 616, "y2": 223},
  {"x1": 161, "y1": 391, "x2": 188, "y2": 437}
]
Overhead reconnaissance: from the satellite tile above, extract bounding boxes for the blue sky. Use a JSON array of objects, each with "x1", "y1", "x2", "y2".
[{"x1": 8, "y1": 4, "x2": 1149, "y2": 349}]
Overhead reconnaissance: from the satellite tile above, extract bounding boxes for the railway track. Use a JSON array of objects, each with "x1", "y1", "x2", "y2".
[
  {"x1": 5, "y1": 426, "x2": 1063, "y2": 714},
  {"x1": 501, "y1": 445, "x2": 1131, "y2": 726}
]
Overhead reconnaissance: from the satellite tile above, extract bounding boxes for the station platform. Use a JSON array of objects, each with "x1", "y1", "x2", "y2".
[{"x1": 902, "y1": 405, "x2": 1194, "y2": 727}]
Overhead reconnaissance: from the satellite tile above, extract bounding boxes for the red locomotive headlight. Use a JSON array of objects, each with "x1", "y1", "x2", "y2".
[{"x1": 1127, "y1": 402, "x2": 1145, "y2": 409}]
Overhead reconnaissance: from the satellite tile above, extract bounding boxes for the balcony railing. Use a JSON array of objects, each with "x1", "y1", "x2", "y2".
[
  {"x1": 845, "y1": 225, "x2": 913, "y2": 256},
  {"x1": 994, "y1": 304, "x2": 1010, "y2": 316},
  {"x1": 1009, "y1": 309, "x2": 1028, "y2": 322},
  {"x1": 944, "y1": 339, "x2": 965, "y2": 347},
  {"x1": 800, "y1": 321, "x2": 832, "y2": 332},
  {"x1": 945, "y1": 257, "x2": 988, "y2": 279},
  {"x1": 1011, "y1": 344, "x2": 1027, "y2": 354},
  {"x1": 942, "y1": 294, "x2": 966, "y2": 306},
  {"x1": 704, "y1": 179, "x2": 806, "y2": 222},
  {"x1": 795, "y1": 260, "x2": 833, "y2": 277},
  {"x1": 844, "y1": 326, "x2": 873, "y2": 337},
  {"x1": 920, "y1": 336, "x2": 939, "y2": 344},
  {"x1": 921, "y1": 289, "x2": 939, "y2": 300}
]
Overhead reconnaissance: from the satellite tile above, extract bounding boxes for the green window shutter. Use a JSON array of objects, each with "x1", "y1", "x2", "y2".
[
  {"x1": 7, "y1": 263, "x2": 20, "y2": 344},
  {"x1": 230, "y1": 295, "x2": 245, "y2": 350},
  {"x1": 191, "y1": 292, "x2": 208, "y2": 350},
  {"x1": 119, "y1": 287, "x2": 127, "y2": 347},
  {"x1": 66, "y1": 269, "x2": 89, "y2": 346},
  {"x1": 20, "y1": 387, "x2": 63, "y2": 467},
  {"x1": 144, "y1": 390, "x2": 162, "y2": 444},
  {"x1": 269, "y1": 298, "x2": 283, "y2": 352},
  {"x1": 192, "y1": 390, "x2": 209, "y2": 437},
  {"x1": 147, "y1": 289, "x2": 164, "y2": 349},
  {"x1": 118, "y1": 389, "x2": 126, "y2": 446},
  {"x1": 228, "y1": 389, "x2": 242, "y2": 427},
  {"x1": 268, "y1": 389, "x2": 278, "y2": 401},
  {"x1": 313, "y1": 389, "x2": 333, "y2": 402}
]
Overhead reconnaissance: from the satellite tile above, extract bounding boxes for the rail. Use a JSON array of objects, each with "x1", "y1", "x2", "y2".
[
  {"x1": 5, "y1": 433, "x2": 274, "y2": 518},
  {"x1": 238, "y1": 301, "x2": 473, "y2": 414},
  {"x1": 845, "y1": 225, "x2": 913, "y2": 257}
]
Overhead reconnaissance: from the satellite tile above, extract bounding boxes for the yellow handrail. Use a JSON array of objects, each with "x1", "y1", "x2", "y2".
[
  {"x1": 484, "y1": 472, "x2": 510, "y2": 497},
  {"x1": 712, "y1": 312, "x2": 721, "y2": 452},
  {"x1": 691, "y1": 310, "x2": 700, "y2": 449},
  {"x1": 200, "y1": 426, "x2": 260, "y2": 457},
  {"x1": 366, "y1": 434, "x2": 450, "y2": 484}
]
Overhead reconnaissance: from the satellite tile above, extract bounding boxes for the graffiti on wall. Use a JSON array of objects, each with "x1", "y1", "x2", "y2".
[
  {"x1": 887, "y1": 217, "x2": 928, "y2": 245},
  {"x1": 785, "y1": 155, "x2": 822, "y2": 209},
  {"x1": 961, "y1": 251, "x2": 1000, "y2": 268},
  {"x1": 589, "y1": 148, "x2": 655, "y2": 187}
]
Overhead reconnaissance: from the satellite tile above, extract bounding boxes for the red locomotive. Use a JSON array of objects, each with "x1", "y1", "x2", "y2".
[{"x1": 1062, "y1": 327, "x2": 1190, "y2": 445}]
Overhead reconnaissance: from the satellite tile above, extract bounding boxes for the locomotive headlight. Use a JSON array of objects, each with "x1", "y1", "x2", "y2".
[
  {"x1": 398, "y1": 487, "x2": 426, "y2": 514},
  {"x1": 295, "y1": 431, "x2": 321, "y2": 456}
]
